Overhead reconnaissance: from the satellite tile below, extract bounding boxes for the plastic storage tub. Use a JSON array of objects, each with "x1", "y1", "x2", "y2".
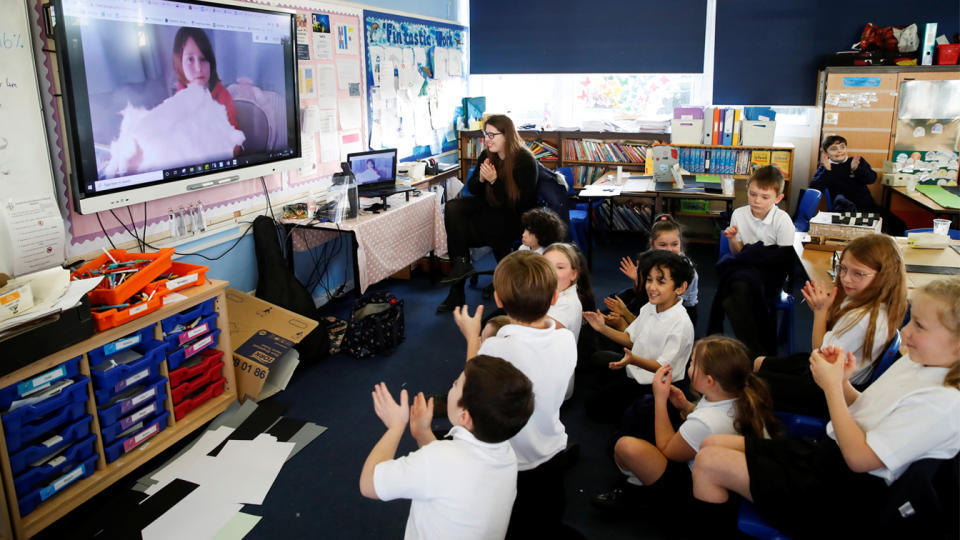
[
  {"x1": 97, "y1": 378, "x2": 167, "y2": 426},
  {"x1": 100, "y1": 393, "x2": 167, "y2": 444},
  {"x1": 160, "y1": 298, "x2": 216, "y2": 335},
  {"x1": 91, "y1": 339, "x2": 166, "y2": 404},
  {"x1": 145, "y1": 261, "x2": 209, "y2": 295},
  {"x1": 166, "y1": 329, "x2": 220, "y2": 371},
  {"x1": 7, "y1": 415, "x2": 93, "y2": 476},
  {"x1": 14, "y1": 434, "x2": 97, "y2": 496},
  {"x1": 162, "y1": 313, "x2": 219, "y2": 351},
  {"x1": 71, "y1": 248, "x2": 174, "y2": 305},
  {"x1": 17, "y1": 453, "x2": 97, "y2": 517},
  {"x1": 171, "y1": 361, "x2": 223, "y2": 404},
  {"x1": 174, "y1": 378, "x2": 225, "y2": 421},
  {"x1": 3, "y1": 379, "x2": 90, "y2": 454},
  {"x1": 169, "y1": 349, "x2": 223, "y2": 387},
  {"x1": 104, "y1": 411, "x2": 169, "y2": 463},
  {"x1": 0, "y1": 357, "x2": 81, "y2": 411}
]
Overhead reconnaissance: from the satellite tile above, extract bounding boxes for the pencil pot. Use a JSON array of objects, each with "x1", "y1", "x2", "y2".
[{"x1": 343, "y1": 292, "x2": 404, "y2": 358}]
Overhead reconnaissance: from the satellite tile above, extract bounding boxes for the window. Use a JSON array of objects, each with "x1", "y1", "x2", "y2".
[{"x1": 471, "y1": 73, "x2": 704, "y2": 129}]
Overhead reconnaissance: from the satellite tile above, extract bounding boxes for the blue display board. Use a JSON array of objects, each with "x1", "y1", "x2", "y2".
[{"x1": 363, "y1": 10, "x2": 468, "y2": 161}]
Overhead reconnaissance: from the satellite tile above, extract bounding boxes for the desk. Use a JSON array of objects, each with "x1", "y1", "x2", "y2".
[
  {"x1": 577, "y1": 185, "x2": 734, "y2": 267},
  {"x1": 794, "y1": 232, "x2": 960, "y2": 289},
  {"x1": 882, "y1": 185, "x2": 960, "y2": 228},
  {"x1": 285, "y1": 190, "x2": 447, "y2": 296}
]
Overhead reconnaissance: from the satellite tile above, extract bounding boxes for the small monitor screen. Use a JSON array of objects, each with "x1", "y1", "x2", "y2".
[
  {"x1": 57, "y1": 0, "x2": 299, "y2": 208},
  {"x1": 348, "y1": 149, "x2": 397, "y2": 187}
]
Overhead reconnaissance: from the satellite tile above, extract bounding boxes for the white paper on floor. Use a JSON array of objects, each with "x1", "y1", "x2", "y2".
[
  {"x1": 141, "y1": 487, "x2": 243, "y2": 540},
  {"x1": 178, "y1": 434, "x2": 295, "y2": 506},
  {"x1": 143, "y1": 426, "x2": 234, "y2": 496}
]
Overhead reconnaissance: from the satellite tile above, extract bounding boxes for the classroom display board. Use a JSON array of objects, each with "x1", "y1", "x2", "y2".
[
  {"x1": 362, "y1": 10, "x2": 467, "y2": 161},
  {"x1": 282, "y1": 0, "x2": 366, "y2": 187},
  {"x1": 23, "y1": 0, "x2": 366, "y2": 258}
]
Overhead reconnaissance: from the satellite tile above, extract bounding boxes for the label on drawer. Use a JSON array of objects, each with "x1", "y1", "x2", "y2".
[
  {"x1": 121, "y1": 387, "x2": 157, "y2": 414},
  {"x1": 120, "y1": 402, "x2": 157, "y2": 430},
  {"x1": 124, "y1": 423, "x2": 159, "y2": 452},
  {"x1": 842, "y1": 76, "x2": 881, "y2": 87},
  {"x1": 17, "y1": 365, "x2": 67, "y2": 397},
  {"x1": 180, "y1": 323, "x2": 209, "y2": 344},
  {"x1": 129, "y1": 303, "x2": 149, "y2": 316},
  {"x1": 40, "y1": 464, "x2": 86, "y2": 501},
  {"x1": 41, "y1": 434, "x2": 64, "y2": 448},
  {"x1": 185, "y1": 335, "x2": 213, "y2": 358},
  {"x1": 165, "y1": 273, "x2": 198, "y2": 290},
  {"x1": 115, "y1": 369, "x2": 150, "y2": 392},
  {"x1": 105, "y1": 335, "x2": 141, "y2": 356},
  {"x1": 47, "y1": 456, "x2": 67, "y2": 468}
]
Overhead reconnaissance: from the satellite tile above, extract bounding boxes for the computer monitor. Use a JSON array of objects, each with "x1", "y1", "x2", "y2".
[{"x1": 347, "y1": 149, "x2": 397, "y2": 191}]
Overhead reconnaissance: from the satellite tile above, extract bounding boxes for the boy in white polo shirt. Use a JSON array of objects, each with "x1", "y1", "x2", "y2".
[
  {"x1": 723, "y1": 165, "x2": 794, "y2": 254},
  {"x1": 582, "y1": 251, "x2": 695, "y2": 424},
  {"x1": 453, "y1": 250, "x2": 577, "y2": 539},
  {"x1": 359, "y1": 355, "x2": 535, "y2": 540}
]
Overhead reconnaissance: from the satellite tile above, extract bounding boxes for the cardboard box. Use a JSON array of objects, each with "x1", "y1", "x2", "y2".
[
  {"x1": 225, "y1": 289, "x2": 318, "y2": 402},
  {"x1": 740, "y1": 120, "x2": 776, "y2": 146}
]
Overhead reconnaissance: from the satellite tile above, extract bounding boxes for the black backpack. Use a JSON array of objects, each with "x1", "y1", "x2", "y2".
[
  {"x1": 535, "y1": 162, "x2": 572, "y2": 240},
  {"x1": 343, "y1": 292, "x2": 404, "y2": 358}
]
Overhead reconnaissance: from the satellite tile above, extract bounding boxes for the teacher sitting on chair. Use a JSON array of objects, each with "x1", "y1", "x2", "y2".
[{"x1": 438, "y1": 114, "x2": 539, "y2": 312}]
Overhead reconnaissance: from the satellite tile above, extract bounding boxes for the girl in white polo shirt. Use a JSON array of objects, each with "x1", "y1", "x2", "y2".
[
  {"x1": 592, "y1": 336, "x2": 777, "y2": 509},
  {"x1": 755, "y1": 234, "x2": 908, "y2": 417},
  {"x1": 543, "y1": 242, "x2": 595, "y2": 401},
  {"x1": 692, "y1": 278, "x2": 960, "y2": 538}
]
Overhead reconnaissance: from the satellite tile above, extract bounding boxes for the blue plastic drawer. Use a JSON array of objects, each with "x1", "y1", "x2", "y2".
[
  {"x1": 104, "y1": 411, "x2": 169, "y2": 464},
  {"x1": 100, "y1": 394, "x2": 166, "y2": 443},
  {"x1": 14, "y1": 434, "x2": 97, "y2": 496},
  {"x1": 166, "y1": 329, "x2": 220, "y2": 371},
  {"x1": 8, "y1": 415, "x2": 93, "y2": 476},
  {"x1": 160, "y1": 298, "x2": 216, "y2": 335},
  {"x1": 91, "y1": 339, "x2": 166, "y2": 404},
  {"x1": 87, "y1": 327, "x2": 154, "y2": 366},
  {"x1": 162, "y1": 312, "x2": 219, "y2": 351},
  {"x1": 97, "y1": 378, "x2": 167, "y2": 426},
  {"x1": 0, "y1": 357, "x2": 81, "y2": 411},
  {"x1": 17, "y1": 453, "x2": 97, "y2": 517},
  {"x1": 3, "y1": 379, "x2": 90, "y2": 454}
]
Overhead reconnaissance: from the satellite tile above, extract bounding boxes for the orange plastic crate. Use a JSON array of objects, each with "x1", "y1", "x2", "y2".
[
  {"x1": 91, "y1": 286, "x2": 168, "y2": 332},
  {"x1": 145, "y1": 261, "x2": 209, "y2": 295},
  {"x1": 73, "y1": 249, "x2": 174, "y2": 305}
]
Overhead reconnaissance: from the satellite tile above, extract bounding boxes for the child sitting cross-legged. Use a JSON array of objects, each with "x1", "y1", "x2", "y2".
[
  {"x1": 452, "y1": 250, "x2": 578, "y2": 538},
  {"x1": 592, "y1": 336, "x2": 777, "y2": 513},
  {"x1": 359, "y1": 355, "x2": 535, "y2": 540},
  {"x1": 582, "y1": 250, "x2": 695, "y2": 424}
]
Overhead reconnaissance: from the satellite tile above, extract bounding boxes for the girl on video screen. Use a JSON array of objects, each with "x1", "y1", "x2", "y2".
[{"x1": 173, "y1": 27, "x2": 240, "y2": 133}]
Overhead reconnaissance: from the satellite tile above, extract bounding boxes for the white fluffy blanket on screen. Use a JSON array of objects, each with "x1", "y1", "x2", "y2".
[{"x1": 103, "y1": 84, "x2": 246, "y2": 177}]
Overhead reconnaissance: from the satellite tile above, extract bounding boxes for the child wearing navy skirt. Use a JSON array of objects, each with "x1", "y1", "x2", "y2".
[{"x1": 691, "y1": 278, "x2": 960, "y2": 538}]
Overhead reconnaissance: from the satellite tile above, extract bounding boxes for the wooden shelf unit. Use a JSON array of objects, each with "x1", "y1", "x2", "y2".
[
  {"x1": 458, "y1": 130, "x2": 669, "y2": 187},
  {"x1": 0, "y1": 280, "x2": 237, "y2": 539},
  {"x1": 457, "y1": 130, "x2": 794, "y2": 206}
]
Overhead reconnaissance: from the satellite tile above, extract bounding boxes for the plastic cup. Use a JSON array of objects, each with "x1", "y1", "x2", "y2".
[
  {"x1": 933, "y1": 219, "x2": 950, "y2": 236},
  {"x1": 905, "y1": 176, "x2": 918, "y2": 194}
]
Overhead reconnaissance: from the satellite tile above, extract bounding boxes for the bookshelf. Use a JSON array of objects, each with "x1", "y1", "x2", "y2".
[
  {"x1": 672, "y1": 143, "x2": 795, "y2": 208},
  {"x1": 457, "y1": 130, "x2": 669, "y2": 187}
]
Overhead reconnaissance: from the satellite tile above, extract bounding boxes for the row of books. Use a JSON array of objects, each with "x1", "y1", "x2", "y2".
[
  {"x1": 564, "y1": 139, "x2": 648, "y2": 164},
  {"x1": 570, "y1": 166, "x2": 605, "y2": 188},
  {"x1": 527, "y1": 140, "x2": 558, "y2": 160},
  {"x1": 597, "y1": 200, "x2": 653, "y2": 232},
  {"x1": 460, "y1": 137, "x2": 560, "y2": 161},
  {"x1": 677, "y1": 148, "x2": 791, "y2": 178}
]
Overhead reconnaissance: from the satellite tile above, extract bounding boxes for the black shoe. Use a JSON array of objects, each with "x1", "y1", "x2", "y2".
[
  {"x1": 441, "y1": 257, "x2": 476, "y2": 284},
  {"x1": 590, "y1": 484, "x2": 644, "y2": 513},
  {"x1": 481, "y1": 282, "x2": 494, "y2": 300},
  {"x1": 436, "y1": 288, "x2": 465, "y2": 313}
]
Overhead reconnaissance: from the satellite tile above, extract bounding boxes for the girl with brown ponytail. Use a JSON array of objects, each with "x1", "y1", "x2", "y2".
[{"x1": 592, "y1": 336, "x2": 777, "y2": 510}]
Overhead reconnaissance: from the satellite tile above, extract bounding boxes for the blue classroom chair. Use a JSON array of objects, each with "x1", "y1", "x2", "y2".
[{"x1": 792, "y1": 188, "x2": 822, "y2": 233}]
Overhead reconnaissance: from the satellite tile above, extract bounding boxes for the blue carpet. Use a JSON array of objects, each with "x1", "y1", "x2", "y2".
[{"x1": 36, "y1": 237, "x2": 812, "y2": 539}]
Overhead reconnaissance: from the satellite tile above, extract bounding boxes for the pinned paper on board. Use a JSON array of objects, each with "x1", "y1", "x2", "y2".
[
  {"x1": 315, "y1": 65, "x2": 336, "y2": 108},
  {"x1": 336, "y1": 59, "x2": 361, "y2": 91},
  {"x1": 298, "y1": 66, "x2": 316, "y2": 99},
  {"x1": 338, "y1": 97, "x2": 362, "y2": 131},
  {"x1": 368, "y1": 46, "x2": 384, "y2": 86},
  {"x1": 824, "y1": 112, "x2": 839, "y2": 125},
  {"x1": 336, "y1": 24, "x2": 358, "y2": 54},
  {"x1": 313, "y1": 33, "x2": 333, "y2": 61}
]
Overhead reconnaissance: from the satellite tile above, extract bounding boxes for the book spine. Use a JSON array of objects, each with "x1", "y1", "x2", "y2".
[{"x1": 712, "y1": 109, "x2": 721, "y2": 145}]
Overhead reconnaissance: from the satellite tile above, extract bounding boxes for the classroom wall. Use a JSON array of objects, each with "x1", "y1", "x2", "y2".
[{"x1": 40, "y1": 0, "x2": 456, "y2": 300}]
